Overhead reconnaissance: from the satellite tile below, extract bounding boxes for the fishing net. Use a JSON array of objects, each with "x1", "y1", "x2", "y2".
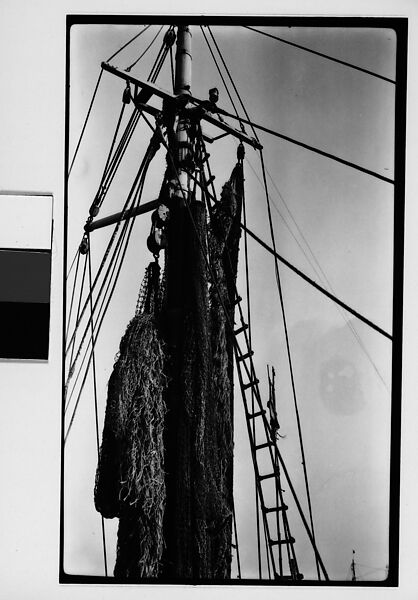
[
  {"x1": 160, "y1": 162, "x2": 243, "y2": 580},
  {"x1": 160, "y1": 199, "x2": 213, "y2": 578},
  {"x1": 94, "y1": 159, "x2": 243, "y2": 581},
  {"x1": 94, "y1": 260, "x2": 167, "y2": 579},
  {"x1": 207, "y1": 163, "x2": 243, "y2": 578}
]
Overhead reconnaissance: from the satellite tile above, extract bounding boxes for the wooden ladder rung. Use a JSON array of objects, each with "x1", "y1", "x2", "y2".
[
  {"x1": 259, "y1": 471, "x2": 277, "y2": 481},
  {"x1": 269, "y1": 537, "x2": 295, "y2": 546},
  {"x1": 247, "y1": 408, "x2": 265, "y2": 419},
  {"x1": 243, "y1": 378, "x2": 259, "y2": 391},
  {"x1": 255, "y1": 441, "x2": 274, "y2": 451},
  {"x1": 238, "y1": 350, "x2": 254, "y2": 362},
  {"x1": 264, "y1": 504, "x2": 288, "y2": 513},
  {"x1": 228, "y1": 295, "x2": 242, "y2": 308},
  {"x1": 234, "y1": 324, "x2": 248, "y2": 335}
]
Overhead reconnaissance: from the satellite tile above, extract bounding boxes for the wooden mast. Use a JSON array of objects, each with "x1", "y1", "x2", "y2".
[
  {"x1": 162, "y1": 24, "x2": 213, "y2": 579},
  {"x1": 161, "y1": 24, "x2": 239, "y2": 580}
]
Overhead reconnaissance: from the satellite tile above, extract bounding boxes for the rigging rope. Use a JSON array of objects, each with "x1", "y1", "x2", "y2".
[
  {"x1": 106, "y1": 25, "x2": 152, "y2": 62},
  {"x1": 264, "y1": 167, "x2": 390, "y2": 390},
  {"x1": 68, "y1": 69, "x2": 103, "y2": 177},
  {"x1": 206, "y1": 27, "x2": 387, "y2": 404},
  {"x1": 126, "y1": 25, "x2": 164, "y2": 71},
  {"x1": 65, "y1": 42, "x2": 171, "y2": 440},
  {"x1": 196, "y1": 28, "x2": 393, "y2": 184},
  {"x1": 241, "y1": 222, "x2": 392, "y2": 341},
  {"x1": 243, "y1": 26, "x2": 396, "y2": 85},
  {"x1": 65, "y1": 218, "x2": 131, "y2": 439},
  {"x1": 65, "y1": 154, "x2": 152, "y2": 442},
  {"x1": 68, "y1": 24, "x2": 169, "y2": 179},
  {"x1": 263, "y1": 517, "x2": 273, "y2": 580},
  {"x1": 197, "y1": 132, "x2": 271, "y2": 576},
  {"x1": 234, "y1": 295, "x2": 273, "y2": 579},
  {"x1": 67, "y1": 252, "x2": 88, "y2": 374},
  {"x1": 69, "y1": 72, "x2": 138, "y2": 192},
  {"x1": 145, "y1": 115, "x2": 263, "y2": 540},
  {"x1": 268, "y1": 367, "x2": 284, "y2": 577},
  {"x1": 66, "y1": 248, "x2": 79, "y2": 281},
  {"x1": 92, "y1": 29, "x2": 172, "y2": 216},
  {"x1": 196, "y1": 38, "x2": 325, "y2": 574},
  {"x1": 145, "y1": 32, "x2": 168, "y2": 79},
  {"x1": 200, "y1": 27, "x2": 245, "y2": 128},
  {"x1": 64, "y1": 24, "x2": 395, "y2": 578},
  {"x1": 207, "y1": 27, "x2": 259, "y2": 140},
  {"x1": 197, "y1": 132, "x2": 266, "y2": 577},
  {"x1": 66, "y1": 143, "x2": 146, "y2": 363},
  {"x1": 93, "y1": 105, "x2": 141, "y2": 212},
  {"x1": 141, "y1": 112, "x2": 329, "y2": 580},
  {"x1": 66, "y1": 249, "x2": 81, "y2": 339},
  {"x1": 232, "y1": 500, "x2": 242, "y2": 578},
  {"x1": 65, "y1": 138, "x2": 158, "y2": 395},
  {"x1": 169, "y1": 46, "x2": 175, "y2": 92},
  {"x1": 240, "y1": 163, "x2": 262, "y2": 578},
  {"x1": 87, "y1": 235, "x2": 109, "y2": 576},
  {"x1": 66, "y1": 39, "x2": 169, "y2": 364},
  {"x1": 94, "y1": 101, "x2": 128, "y2": 211},
  {"x1": 198, "y1": 37, "x2": 322, "y2": 576},
  {"x1": 245, "y1": 155, "x2": 389, "y2": 392},
  {"x1": 195, "y1": 32, "x2": 393, "y2": 184},
  {"x1": 65, "y1": 208, "x2": 135, "y2": 415},
  {"x1": 259, "y1": 148, "x2": 321, "y2": 579},
  {"x1": 65, "y1": 188, "x2": 138, "y2": 416},
  {"x1": 213, "y1": 107, "x2": 394, "y2": 185}
]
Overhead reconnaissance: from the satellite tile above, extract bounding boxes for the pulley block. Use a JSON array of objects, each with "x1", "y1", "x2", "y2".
[{"x1": 147, "y1": 203, "x2": 170, "y2": 256}]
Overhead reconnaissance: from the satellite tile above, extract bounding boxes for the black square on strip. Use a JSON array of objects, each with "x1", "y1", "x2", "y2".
[{"x1": 0, "y1": 249, "x2": 51, "y2": 359}]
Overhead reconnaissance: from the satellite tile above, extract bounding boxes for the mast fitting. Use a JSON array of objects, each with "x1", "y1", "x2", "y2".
[{"x1": 122, "y1": 82, "x2": 131, "y2": 104}]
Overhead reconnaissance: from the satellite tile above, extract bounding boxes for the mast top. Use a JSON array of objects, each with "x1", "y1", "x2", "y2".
[{"x1": 174, "y1": 25, "x2": 192, "y2": 96}]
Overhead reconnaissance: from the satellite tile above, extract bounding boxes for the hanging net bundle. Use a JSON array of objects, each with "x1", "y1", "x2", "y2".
[
  {"x1": 207, "y1": 162, "x2": 243, "y2": 577},
  {"x1": 94, "y1": 261, "x2": 167, "y2": 579},
  {"x1": 160, "y1": 159, "x2": 244, "y2": 579},
  {"x1": 94, "y1": 156, "x2": 244, "y2": 581}
]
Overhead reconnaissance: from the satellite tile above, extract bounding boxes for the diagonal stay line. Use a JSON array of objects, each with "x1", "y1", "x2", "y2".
[{"x1": 241, "y1": 223, "x2": 392, "y2": 341}]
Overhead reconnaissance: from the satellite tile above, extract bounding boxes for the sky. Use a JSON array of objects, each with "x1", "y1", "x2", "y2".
[{"x1": 64, "y1": 21, "x2": 397, "y2": 583}]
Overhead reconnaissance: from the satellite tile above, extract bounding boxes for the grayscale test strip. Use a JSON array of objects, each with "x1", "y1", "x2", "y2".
[{"x1": 0, "y1": 193, "x2": 53, "y2": 360}]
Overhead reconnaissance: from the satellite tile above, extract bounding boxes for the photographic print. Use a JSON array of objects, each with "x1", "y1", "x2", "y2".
[{"x1": 62, "y1": 16, "x2": 406, "y2": 585}]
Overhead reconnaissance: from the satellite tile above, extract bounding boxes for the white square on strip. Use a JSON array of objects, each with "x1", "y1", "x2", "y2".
[{"x1": 0, "y1": 193, "x2": 53, "y2": 250}]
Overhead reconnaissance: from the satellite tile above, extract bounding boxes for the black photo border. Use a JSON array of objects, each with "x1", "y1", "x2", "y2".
[{"x1": 61, "y1": 14, "x2": 407, "y2": 587}]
